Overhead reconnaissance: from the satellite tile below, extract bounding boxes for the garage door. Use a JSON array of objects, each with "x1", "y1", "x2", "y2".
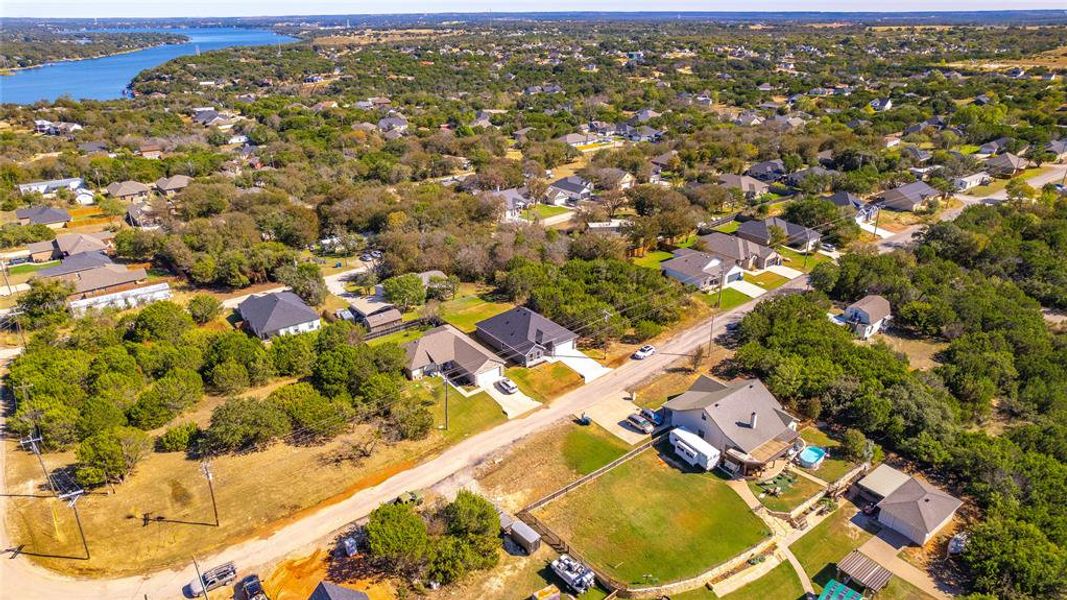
[{"x1": 474, "y1": 366, "x2": 504, "y2": 388}]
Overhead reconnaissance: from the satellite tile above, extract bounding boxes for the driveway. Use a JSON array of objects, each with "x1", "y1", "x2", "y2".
[
  {"x1": 858, "y1": 529, "x2": 953, "y2": 599},
  {"x1": 766, "y1": 264, "x2": 805, "y2": 279},
  {"x1": 481, "y1": 379, "x2": 541, "y2": 419},
  {"x1": 728, "y1": 279, "x2": 768, "y2": 298},
  {"x1": 582, "y1": 394, "x2": 648, "y2": 444},
  {"x1": 554, "y1": 350, "x2": 611, "y2": 382},
  {"x1": 859, "y1": 221, "x2": 894, "y2": 239}
]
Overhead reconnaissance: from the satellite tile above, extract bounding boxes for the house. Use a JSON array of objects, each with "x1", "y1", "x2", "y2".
[
  {"x1": 901, "y1": 146, "x2": 932, "y2": 164},
  {"x1": 15, "y1": 205, "x2": 71, "y2": 229},
  {"x1": 734, "y1": 111, "x2": 764, "y2": 127},
  {"x1": 659, "y1": 249, "x2": 744, "y2": 290},
  {"x1": 663, "y1": 376, "x2": 799, "y2": 475},
  {"x1": 869, "y1": 98, "x2": 893, "y2": 112},
  {"x1": 718, "y1": 174, "x2": 768, "y2": 199},
  {"x1": 154, "y1": 175, "x2": 192, "y2": 197},
  {"x1": 126, "y1": 202, "x2": 163, "y2": 229},
  {"x1": 877, "y1": 477, "x2": 962, "y2": 545},
  {"x1": 736, "y1": 217, "x2": 821, "y2": 252},
  {"x1": 650, "y1": 150, "x2": 678, "y2": 170},
  {"x1": 512, "y1": 127, "x2": 534, "y2": 143},
  {"x1": 36, "y1": 251, "x2": 114, "y2": 278},
  {"x1": 843, "y1": 295, "x2": 891, "y2": 339},
  {"x1": 596, "y1": 168, "x2": 635, "y2": 190},
  {"x1": 697, "y1": 231, "x2": 781, "y2": 271},
  {"x1": 882, "y1": 135, "x2": 902, "y2": 149},
  {"x1": 827, "y1": 191, "x2": 878, "y2": 222},
  {"x1": 68, "y1": 282, "x2": 172, "y2": 316},
  {"x1": 402, "y1": 324, "x2": 505, "y2": 387},
  {"x1": 17, "y1": 177, "x2": 85, "y2": 197},
  {"x1": 880, "y1": 181, "x2": 939, "y2": 212},
  {"x1": 954, "y1": 172, "x2": 992, "y2": 192},
  {"x1": 377, "y1": 115, "x2": 408, "y2": 132},
  {"x1": 547, "y1": 176, "x2": 593, "y2": 204},
  {"x1": 783, "y1": 166, "x2": 838, "y2": 188},
  {"x1": 557, "y1": 132, "x2": 596, "y2": 147},
  {"x1": 475, "y1": 306, "x2": 577, "y2": 367},
  {"x1": 1044, "y1": 139, "x2": 1067, "y2": 162},
  {"x1": 238, "y1": 291, "x2": 322, "y2": 340},
  {"x1": 745, "y1": 159, "x2": 786, "y2": 182},
  {"x1": 854, "y1": 464, "x2": 913, "y2": 504},
  {"x1": 349, "y1": 295, "x2": 404, "y2": 335},
  {"x1": 485, "y1": 187, "x2": 531, "y2": 221},
  {"x1": 985, "y1": 153, "x2": 1029, "y2": 178},
  {"x1": 307, "y1": 581, "x2": 370, "y2": 600},
  {"x1": 621, "y1": 125, "x2": 663, "y2": 143},
  {"x1": 630, "y1": 108, "x2": 660, "y2": 123},
  {"x1": 138, "y1": 143, "x2": 163, "y2": 160},
  {"x1": 978, "y1": 137, "x2": 1012, "y2": 156},
  {"x1": 106, "y1": 180, "x2": 151, "y2": 202},
  {"x1": 62, "y1": 264, "x2": 148, "y2": 297}
]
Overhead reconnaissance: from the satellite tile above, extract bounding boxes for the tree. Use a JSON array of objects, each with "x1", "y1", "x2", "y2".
[
  {"x1": 156, "y1": 422, "x2": 199, "y2": 452},
  {"x1": 17, "y1": 279, "x2": 73, "y2": 329},
  {"x1": 75, "y1": 426, "x2": 152, "y2": 486},
  {"x1": 186, "y1": 294, "x2": 222, "y2": 324},
  {"x1": 130, "y1": 301, "x2": 194, "y2": 343},
  {"x1": 269, "y1": 332, "x2": 316, "y2": 377},
  {"x1": 767, "y1": 224, "x2": 788, "y2": 248},
  {"x1": 425, "y1": 275, "x2": 459, "y2": 301},
  {"x1": 271, "y1": 383, "x2": 353, "y2": 440},
  {"x1": 964, "y1": 517, "x2": 1067, "y2": 598},
  {"x1": 444, "y1": 490, "x2": 498, "y2": 538},
  {"x1": 365, "y1": 502, "x2": 429, "y2": 573},
  {"x1": 381, "y1": 273, "x2": 426, "y2": 310},
  {"x1": 210, "y1": 359, "x2": 250, "y2": 395},
  {"x1": 113, "y1": 228, "x2": 162, "y2": 260},
  {"x1": 1004, "y1": 178, "x2": 1036, "y2": 203},
  {"x1": 202, "y1": 396, "x2": 291, "y2": 453},
  {"x1": 127, "y1": 368, "x2": 204, "y2": 429},
  {"x1": 389, "y1": 397, "x2": 434, "y2": 440},
  {"x1": 841, "y1": 428, "x2": 869, "y2": 461},
  {"x1": 276, "y1": 262, "x2": 327, "y2": 306}
]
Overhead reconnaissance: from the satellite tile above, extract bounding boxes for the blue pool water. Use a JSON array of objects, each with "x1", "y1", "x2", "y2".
[
  {"x1": 797, "y1": 446, "x2": 827, "y2": 468},
  {"x1": 1, "y1": 28, "x2": 296, "y2": 105}
]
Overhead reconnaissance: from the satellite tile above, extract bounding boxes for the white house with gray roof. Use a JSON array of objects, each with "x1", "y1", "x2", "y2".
[
  {"x1": 877, "y1": 476, "x2": 962, "y2": 545},
  {"x1": 475, "y1": 306, "x2": 577, "y2": 367},
  {"x1": 663, "y1": 376, "x2": 799, "y2": 475},
  {"x1": 843, "y1": 295, "x2": 891, "y2": 339},
  {"x1": 403, "y1": 324, "x2": 504, "y2": 387},
  {"x1": 659, "y1": 249, "x2": 744, "y2": 291},
  {"x1": 546, "y1": 176, "x2": 593, "y2": 204},
  {"x1": 238, "y1": 291, "x2": 321, "y2": 340}
]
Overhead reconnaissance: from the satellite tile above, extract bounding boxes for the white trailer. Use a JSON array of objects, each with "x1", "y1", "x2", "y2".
[{"x1": 670, "y1": 427, "x2": 721, "y2": 471}]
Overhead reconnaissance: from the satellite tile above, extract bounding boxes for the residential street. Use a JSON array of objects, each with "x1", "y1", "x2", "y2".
[{"x1": 1, "y1": 165, "x2": 1061, "y2": 599}]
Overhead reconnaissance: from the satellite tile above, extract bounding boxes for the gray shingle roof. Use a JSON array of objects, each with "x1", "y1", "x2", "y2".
[
  {"x1": 16, "y1": 205, "x2": 71, "y2": 225},
  {"x1": 698, "y1": 232, "x2": 777, "y2": 262},
  {"x1": 659, "y1": 250, "x2": 727, "y2": 282},
  {"x1": 877, "y1": 477, "x2": 962, "y2": 538},
  {"x1": 307, "y1": 581, "x2": 369, "y2": 600},
  {"x1": 404, "y1": 324, "x2": 503, "y2": 377},
  {"x1": 476, "y1": 306, "x2": 577, "y2": 357},
  {"x1": 238, "y1": 291, "x2": 319, "y2": 337},
  {"x1": 736, "y1": 217, "x2": 820, "y2": 246},
  {"x1": 848, "y1": 295, "x2": 892, "y2": 324},
  {"x1": 37, "y1": 251, "x2": 113, "y2": 278},
  {"x1": 664, "y1": 377, "x2": 797, "y2": 454}
]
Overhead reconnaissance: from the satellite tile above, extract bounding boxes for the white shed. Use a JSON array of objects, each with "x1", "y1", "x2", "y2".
[{"x1": 670, "y1": 427, "x2": 721, "y2": 471}]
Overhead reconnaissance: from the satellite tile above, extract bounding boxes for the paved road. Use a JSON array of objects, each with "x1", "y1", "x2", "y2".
[{"x1": 3, "y1": 165, "x2": 1062, "y2": 599}]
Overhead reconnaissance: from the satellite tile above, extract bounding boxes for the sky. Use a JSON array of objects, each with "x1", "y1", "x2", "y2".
[{"x1": 5, "y1": 0, "x2": 1067, "y2": 19}]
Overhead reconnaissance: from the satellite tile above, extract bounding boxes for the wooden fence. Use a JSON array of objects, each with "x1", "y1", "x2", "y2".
[{"x1": 362, "y1": 316, "x2": 439, "y2": 341}]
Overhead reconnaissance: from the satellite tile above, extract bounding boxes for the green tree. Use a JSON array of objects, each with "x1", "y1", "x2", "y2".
[
  {"x1": 444, "y1": 490, "x2": 498, "y2": 538},
  {"x1": 270, "y1": 382, "x2": 354, "y2": 440},
  {"x1": 75, "y1": 426, "x2": 152, "y2": 486},
  {"x1": 276, "y1": 262, "x2": 327, "y2": 305},
  {"x1": 130, "y1": 301, "x2": 194, "y2": 343},
  {"x1": 17, "y1": 278, "x2": 74, "y2": 329},
  {"x1": 841, "y1": 428, "x2": 869, "y2": 461},
  {"x1": 381, "y1": 273, "x2": 427, "y2": 310},
  {"x1": 156, "y1": 422, "x2": 200, "y2": 452},
  {"x1": 210, "y1": 359, "x2": 250, "y2": 395},
  {"x1": 202, "y1": 396, "x2": 291, "y2": 453},
  {"x1": 186, "y1": 294, "x2": 222, "y2": 324},
  {"x1": 269, "y1": 332, "x2": 316, "y2": 377},
  {"x1": 365, "y1": 502, "x2": 429, "y2": 573}
]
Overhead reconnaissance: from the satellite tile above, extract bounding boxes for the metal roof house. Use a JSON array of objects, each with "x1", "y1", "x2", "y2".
[
  {"x1": 475, "y1": 306, "x2": 578, "y2": 367},
  {"x1": 402, "y1": 324, "x2": 505, "y2": 388},
  {"x1": 664, "y1": 376, "x2": 799, "y2": 475},
  {"x1": 348, "y1": 295, "x2": 403, "y2": 335},
  {"x1": 238, "y1": 291, "x2": 322, "y2": 340}
]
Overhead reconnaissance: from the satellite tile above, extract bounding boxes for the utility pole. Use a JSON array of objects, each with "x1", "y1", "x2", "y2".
[
  {"x1": 199, "y1": 461, "x2": 219, "y2": 527},
  {"x1": 191, "y1": 556, "x2": 209, "y2": 600},
  {"x1": 443, "y1": 379, "x2": 450, "y2": 431},
  {"x1": 58, "y1": 489, "x2": 89, "y2": 560},
  {"x1": 19, "y1": 432, "x2": 55, "y2": 496}
]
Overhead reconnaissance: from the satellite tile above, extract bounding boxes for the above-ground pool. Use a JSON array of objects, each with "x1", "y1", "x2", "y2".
[{"x1": 797, "y1": 446, "x2": 827, "y2": 469}]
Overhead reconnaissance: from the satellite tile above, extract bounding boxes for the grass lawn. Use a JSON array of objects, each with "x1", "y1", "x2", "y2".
[
  {"x1": 798, "y1": 427, "x2": 861, "y2": 484},
  {"x1": 419, "y1": 378, "x2": 508, "y2": 444},
  {"x1": 696, "y1": 287, "x2": 752, "y2": 311},
  {"x1": 439, "y1": 294, "x2": 515, "y2": 333},
  {"x1": 506, "y1": 362, "x2": 584, "y2": 403},
  {"x1": 969, "y1": 167, "x2": 1052, "y2": 198},
  {"x1": 633, "y1": 362, "x2": 703, "y2": 409},
  {"x1": 748, "y1": 471, "x2": 825, "y2": 513},
  {"x1": 522, "y1": 204, "x2": 572, "y2": 220},
  {"x1": 714, "y1": 220, "x2": 740, "y2": 233},
  {"x1": 7, "y1": 260, "x2": 58, "y2": 275},
  {"x1": 536, "y1": 449, "x2": 770, "y2": 585},
  {"x1": 880, "y1": 576, "x2": 937, "y2": 600},
  {"x1": 777, "y1": 247, "x2": 831, "y2": 273},
  {"x1": 957, "y1": 144, "x2": 981, "y2": 155},
  {"x1": 746, "y1": 271, "x2": 790, "y2": 290},
  {"x1": 790, "y1": 504, "x2": 873, "y2": 581},
  {"x1": 633, "y1": 250, "x2": 673, "y2": 269},
  {"x1": 671, "y1": 561, "x2": 807, "y2": 600},
  {"x1": 561, "y1": 422, "x2": 632, "y2": 475},
  {"x1": 367, "y1": 326, "x2": 428, "y2": 347}
]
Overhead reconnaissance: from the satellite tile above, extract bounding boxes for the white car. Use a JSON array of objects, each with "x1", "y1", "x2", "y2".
[
  {"x1": 496, "y1": 378, "x2": 519, "y2": 394},
  {"x1": 632, "y1": 345, "x2": 656, "y2": 360}
]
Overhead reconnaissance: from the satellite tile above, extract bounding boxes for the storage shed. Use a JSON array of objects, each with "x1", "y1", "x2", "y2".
[
  {"x1": 669, "y1": 427, "x2": 721, "y2": 471},
  {"x1": 509, "y1": 520, "x2": 542, "y2": 554}
]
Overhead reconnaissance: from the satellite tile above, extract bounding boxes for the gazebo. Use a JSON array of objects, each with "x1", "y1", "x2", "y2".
[{"x1": 836, "y1": 550, "x2": 893, "y2": 594}]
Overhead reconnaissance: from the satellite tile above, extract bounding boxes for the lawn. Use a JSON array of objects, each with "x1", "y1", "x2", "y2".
[
  {"x1": 746, "y1": 271, "x2": 790, "y2": 290},
  {"x1": 789, "y1": 504, "x2": 873, "y2": 581},
  {"x1": 777, "y1": 247, "x2": 831, "y2": 273},
  {"x1": 507, "y1": 361, "x2": 584, "y2": 403},
  {"x1": 696, "y1": 287, "x2": 752, "y2": 311},
  {"x1": 439, "y1": 294, "x2": 515, "y2": 332},
  {"x1": 562, "y1": 422, "x2": 632, "y2": 475},
  {"x1": 522, "y1": 204, "x2": 572, "y2": 220},
  {"x1": 670, "y1": 561, "x2": 807, "y2": 600},
  {"x1": 798, "y1": 427, "x2": 861, "y2": 484},
  {"x1": 366, "y1": 326, "x2": 428, "y2": 347},
  {"x1": 7, "y1": 260, "x2": 58, "y2": 275},
  {"x1": 969, "y1": 167, "x2": 1052, "y2": 198},
  {"x1": 880, "y1": 576, "x2": 937, "y2": 600},
  {"x1": 419, "y1": 378, "x2": 508, "y2": 444},
  {"x1": 713, "y1": 220, "x2": 740, "y2": 233},
  {"x1": 536, "y1": 448, "x2": 770, "y2": 585},
  {"x1": 748, "y1": 471, "x2": 825, "y2": 513},
  {"x1": 633, "y1": 250, "x2": 673, "y2": 269}
]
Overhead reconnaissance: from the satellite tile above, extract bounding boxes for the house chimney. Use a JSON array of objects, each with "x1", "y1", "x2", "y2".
[{"x1": 750, "y1": 412, "x2": 758, "y2": 428}]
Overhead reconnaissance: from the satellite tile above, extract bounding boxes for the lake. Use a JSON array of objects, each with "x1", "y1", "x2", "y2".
[{"x1": 0, "y1": 28, "x2": 296, "y2": 105}]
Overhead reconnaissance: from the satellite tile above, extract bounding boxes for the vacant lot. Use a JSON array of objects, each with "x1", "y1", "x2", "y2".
[
  {"x1": 798, "y1": 427, "x2": 861, "y2": 484},
  {"x1": 507, "y1": 362, "x2": 584, "y2": 403},
  {"x1": 535, "y1": 448, "x2": 769, "y2": 585},
  {"x1": 439, "y1": 294, "x2": 515, "y2": 333},
  {"x1": 778, "y1": 247, "x2": 831, "y2": 273},
  {"x1": 561, "y1": 422, "x2": 632, "y2": 475},
  {"x1": 789, "y1": 504, "x2": 873, "y2": 582},
  {"x1": 632, "y1": 362, "x2": 704, "y2": 409}
]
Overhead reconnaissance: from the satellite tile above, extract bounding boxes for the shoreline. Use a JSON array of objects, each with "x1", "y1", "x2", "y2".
[{"x1": 0, "y1": 38, "x2": 188, "y2": 75}]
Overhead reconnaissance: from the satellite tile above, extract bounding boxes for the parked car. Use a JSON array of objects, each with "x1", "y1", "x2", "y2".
[
  {"x1": 632, "y1": 345, "x2": 656, "y2": 360},
  {"x1": 820, "y1": 242, "x2": 837, "y2": 252},
  {"x1": 238, "y1": 575, "x2": 269, "y2": 600},
  {"x1": 627, "y1": 413, "x2": 655, "y2": 434},
  {"x1": 186, "y1": 562, "x2": 236, "y2": 597},
  {"x1": 340, "y1": 536, "x2": 359, "y2": 557},
  {"x1": 369, "y1": 250, "x2": 383, "y2": 258},
  {"x1": 394, "y1": 490, "x2": 424, "y2": 506},
  {"x1": 639, "y1": 407, "x2": 663, "y2": 426},
  {"x1": 360, "y1": 253, "x2": 373, "y2": 261},
  {"x1": 497, "y1": 378, "x2": 519, "y2": 394}
]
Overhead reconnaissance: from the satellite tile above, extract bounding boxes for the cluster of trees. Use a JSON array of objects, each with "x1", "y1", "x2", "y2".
[
  {"x1": 502, "y1": 258, "x2": 687, "y2": 344},
  {"x1": 0, "y1": 223, "x2": 55, "y2": 248},
  {"x1": 0, "y1": 28, "x2": 187, "y2": 69},
  {"x1": 365, "y1": 490, "x2": 499, "y2": 586}
]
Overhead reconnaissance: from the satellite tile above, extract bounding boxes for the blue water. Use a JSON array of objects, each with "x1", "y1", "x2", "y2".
[
  {"x1": 797, "y1": 446, "x2": 827, "y2": 468},
  {"x1": 0, "y1": 28, "x2": 296, "y2": 105}
]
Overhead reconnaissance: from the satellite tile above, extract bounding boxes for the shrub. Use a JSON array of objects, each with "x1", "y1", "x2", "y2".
[
  {"x1": 156, "y1": 422, "x2": 200, "y2": 452},
  {"x1": 187, "y1": 294, "x2": 222, "y2": 324},
  {"x1": 201, "y1": 396, "x2": 291, "y2": 454},
  {"x1": 210, "y1": 359, "x2": 250, "y2": 395},
  {"x1": 632, "y1": 320, "x2": 662, "y2": 342}
]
